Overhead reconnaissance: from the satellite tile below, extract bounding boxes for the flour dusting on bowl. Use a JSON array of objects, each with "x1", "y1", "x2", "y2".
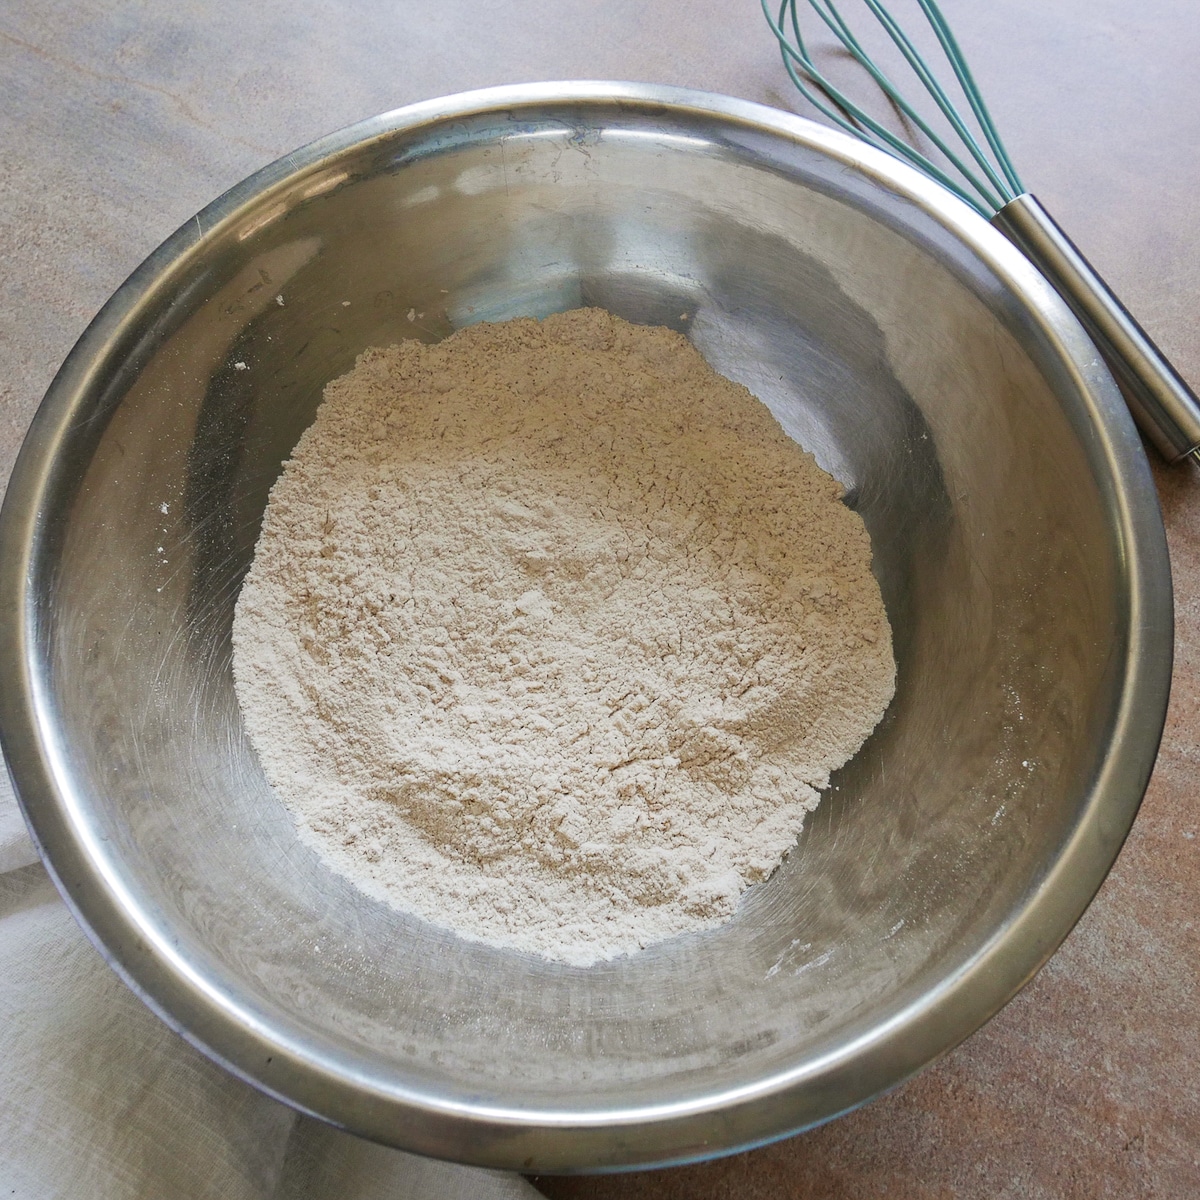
[{"x1": 231, "y1": 308, "x2": 896, "y2": 963}]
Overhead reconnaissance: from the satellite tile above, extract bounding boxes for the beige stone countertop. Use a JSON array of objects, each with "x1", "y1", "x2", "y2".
[{"x1": 3, "y1": 1, "x2": 1197, "y2": 1195}]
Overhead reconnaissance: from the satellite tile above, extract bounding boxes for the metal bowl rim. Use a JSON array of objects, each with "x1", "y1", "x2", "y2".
[{"x1": 0, "y1": 81, "x2": 1173, "y2": 1168}]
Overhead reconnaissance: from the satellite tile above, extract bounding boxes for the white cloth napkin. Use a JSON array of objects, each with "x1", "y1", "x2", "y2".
[{"x1": 0, "y1": 766, "x2": 541, "y2": 1200}]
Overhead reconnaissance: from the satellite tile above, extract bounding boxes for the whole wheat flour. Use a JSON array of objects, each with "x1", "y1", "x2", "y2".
[{"x1": 232, "y1": 309, "x2": 895, "y2": 965}]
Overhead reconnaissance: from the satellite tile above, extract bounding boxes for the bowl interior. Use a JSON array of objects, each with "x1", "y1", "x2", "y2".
[{"x1": 16, "y1": 93, "x2": 1151, "y2": 1166}]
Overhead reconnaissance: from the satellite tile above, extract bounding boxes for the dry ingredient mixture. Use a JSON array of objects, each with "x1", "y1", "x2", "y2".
[{"x1": 232, "y1": 309, "x2": 895, "y2": 965}]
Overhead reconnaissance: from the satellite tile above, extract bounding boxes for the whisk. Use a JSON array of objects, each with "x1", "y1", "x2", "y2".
[{"x1": 762, "y1": 0, "x2": 1200, "y2": 465}]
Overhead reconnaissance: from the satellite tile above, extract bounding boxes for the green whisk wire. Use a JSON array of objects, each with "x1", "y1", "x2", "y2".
[
  {"x1": 761, "y1": 0, "x2": 1024, "y2": 217},
  {"x1": 914, "y1": 0, "x2": 1023, "y2": 196},
  {"x1": 764, "y1": 0, "x2": 997, "y2": 211}
]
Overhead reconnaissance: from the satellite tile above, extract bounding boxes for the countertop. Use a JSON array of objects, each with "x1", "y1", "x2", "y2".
[{"x1": 2, "y1": 1, "x2": 1197, "y2": 1195}]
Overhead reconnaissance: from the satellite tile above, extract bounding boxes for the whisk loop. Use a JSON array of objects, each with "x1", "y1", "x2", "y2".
[
  {"x1": 763, "y1": 0, "x2": 1200, "y2": 466},
  {"x1": 762, "y1": 0, "x2": 1021, "y2": 216}
]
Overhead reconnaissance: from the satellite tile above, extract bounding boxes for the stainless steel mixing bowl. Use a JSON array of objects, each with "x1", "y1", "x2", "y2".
[{"x1": 0, "y1": 83, "x2": 1172, "y2": 1171}]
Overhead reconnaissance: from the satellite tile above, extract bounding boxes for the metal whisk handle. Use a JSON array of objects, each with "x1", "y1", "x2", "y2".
[{"x1": 992, "y1": 193, "x2": 1200, "y2": 464}]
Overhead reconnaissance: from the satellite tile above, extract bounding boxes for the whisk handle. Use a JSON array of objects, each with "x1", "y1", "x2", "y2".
[{"x1": 992, "y1": 193, "x2": 1200, "y2": 465}]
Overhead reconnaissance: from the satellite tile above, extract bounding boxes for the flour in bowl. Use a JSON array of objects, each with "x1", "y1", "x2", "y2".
[{"x1": 231, "y1": 308, "x2": 895, "y2": 965}]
